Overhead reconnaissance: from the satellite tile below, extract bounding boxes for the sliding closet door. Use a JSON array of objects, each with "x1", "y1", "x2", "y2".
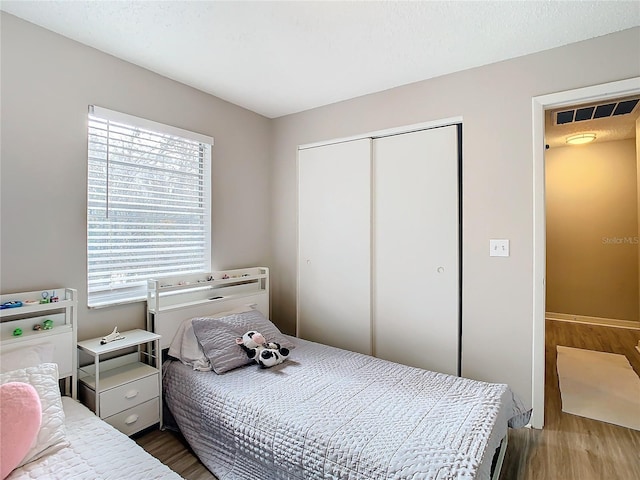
[
  {"x1": 298, "y1": 139, "x2": 372, "y2": 355},
  {"x1": 373, "y1": 126, "x2": 460, "y2": 375}
]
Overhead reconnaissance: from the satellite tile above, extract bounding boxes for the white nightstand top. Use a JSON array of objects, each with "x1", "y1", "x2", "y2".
[{"x1": 78, "y1": 329, "x2": 161, "y2": 355}]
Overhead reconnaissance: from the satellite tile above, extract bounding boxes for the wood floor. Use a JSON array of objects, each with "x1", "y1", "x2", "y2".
[
  {"x1": 135, "y1": 427, "x2": 217, "y2": 480},
  {"x1": 499, "y1": 319, "x2": 640, "y2": 480},
  {"x1": 136, "y1": 319, "x2": 640, "y2": 480}
]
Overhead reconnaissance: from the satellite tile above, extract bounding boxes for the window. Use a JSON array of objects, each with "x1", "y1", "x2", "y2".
[{"x1": 87, "y1": 106, "x2": 213, "y2": 307}]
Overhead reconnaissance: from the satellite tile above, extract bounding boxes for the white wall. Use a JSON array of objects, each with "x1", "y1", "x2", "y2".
[
  {"x1": 0, "y1": 13, "x2": 272, "y2": 340},
  {"x1": 270, "y1": 27, "x2": 640, "y2": 409},
  {"x1": 546, "y1": 139, "x2": 639, "y2": 321}
]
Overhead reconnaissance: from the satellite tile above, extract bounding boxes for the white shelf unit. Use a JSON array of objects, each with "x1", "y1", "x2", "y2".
[
  {"x1": 0, "y1": 288, "x2": 78, "y2": 398},
  {"x1": 77, "y1": 329, "x2": 162, "y2": 436},
  {"x1": 147, "y1": 267, "x2": 269, "y2": 349}
]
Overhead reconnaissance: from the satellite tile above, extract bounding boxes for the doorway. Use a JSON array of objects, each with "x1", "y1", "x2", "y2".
[
  {"x1": 545, "y1": 96, "x2": 640, "y2": 325},
  {"x1": 531, "y1": 77, "x2": 640, "y2": 429},
  {"x1": 544, "y1": 94, "x2": 640, "y2": 434}
]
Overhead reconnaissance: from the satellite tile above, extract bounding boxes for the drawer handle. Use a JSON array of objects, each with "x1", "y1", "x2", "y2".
[
  {"x1": 125, "y1": 390, "x2": 139, "y2": 399},
  {"x1": 124, "y1": 414, "x2": 139, "y2": 425}
]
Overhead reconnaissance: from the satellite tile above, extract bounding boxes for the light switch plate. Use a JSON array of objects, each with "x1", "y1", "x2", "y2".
[{"x1": 490, "y1": 239, "x2": 510, "y2": 257}]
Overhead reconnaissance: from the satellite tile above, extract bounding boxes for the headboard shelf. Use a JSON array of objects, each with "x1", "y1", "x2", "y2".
[
  {"x1": 0, "y1": 298, "x2": 75, "y2": 318},
  {"x1": 147, "y1": 267, "x2": 268, "y2": 312},
  {"x1": 0, "y1": 288, "x2": 76, "y2": 318},
  {"x1": 1, "y1": 316, "x2": 70, "y2": 343},
  {"x1": 0, "y1": 287, "x2": 78, "y2": 398},
  {"x1": 152, "y1": 272, "x2": 268, "y2": 293},
  {"x1": 152, "y1": 294, "x2": 260, "y2": 314},
  {"x1": 147, "y1": 267, "x2": 269, "y2": 349}
]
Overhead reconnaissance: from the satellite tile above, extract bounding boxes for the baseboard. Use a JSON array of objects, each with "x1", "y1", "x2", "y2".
[{"x1": 546, "y1": 312, "x2": 640, "y2": 330}]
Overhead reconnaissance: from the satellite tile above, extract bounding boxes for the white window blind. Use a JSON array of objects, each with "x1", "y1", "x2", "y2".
[{"x1": 87, "y1": 105, "x2": 213, "y2": 307}]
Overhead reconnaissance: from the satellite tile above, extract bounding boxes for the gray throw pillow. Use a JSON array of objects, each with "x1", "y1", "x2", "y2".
[{"x1": 191, "y1": 309, "x2": 295, "y2": 374}]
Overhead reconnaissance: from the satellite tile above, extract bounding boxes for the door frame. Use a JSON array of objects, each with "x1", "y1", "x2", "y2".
[
  {"x1": 298, "y1": 117, "x2": 463, "y2": 150},
  {"x1": 531, "y1": 77, "x2": 640, "y2": 429}
]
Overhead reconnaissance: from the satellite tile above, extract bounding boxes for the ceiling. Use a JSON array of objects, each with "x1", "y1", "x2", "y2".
[
  {"x1": 2, "y1": 1, "x2": 639, "y2": 119},
  {"x1": 545, "y1": 96, "x2": 640, "y2": 148}
]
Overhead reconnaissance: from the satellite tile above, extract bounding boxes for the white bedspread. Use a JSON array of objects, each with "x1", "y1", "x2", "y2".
[
  {"x1": 8, "y1": 397, "x2": 182, "y2": 480},
  {"x1": 164, "y1": 336, "x2": 529, "y2": 480}
]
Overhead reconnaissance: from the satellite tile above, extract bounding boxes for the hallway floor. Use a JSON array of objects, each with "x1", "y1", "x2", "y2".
[{"x1": 499, "y1": 319, "x2": 640, "y2": 480}]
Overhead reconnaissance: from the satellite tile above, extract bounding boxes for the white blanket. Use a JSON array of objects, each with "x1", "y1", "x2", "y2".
[
  {"x1": 164, "y1": 336, "x2": 529, "y2": 480},
  {"x1": 8, "y1": 397, "x2": 182, "y2": 480}
]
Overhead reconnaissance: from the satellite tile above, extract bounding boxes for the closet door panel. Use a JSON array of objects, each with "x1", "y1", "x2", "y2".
[
  {"x1": 298, "y1": 139, "x2": 372, "y2": 355},
  {"x1": 373, "y1": 126, "x2": 459, "y2": 375}
]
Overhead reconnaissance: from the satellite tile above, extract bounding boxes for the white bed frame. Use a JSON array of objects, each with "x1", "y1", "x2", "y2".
[
  {"x1": 149, "y1": 266, "x2": 509, "y2": 480},
  {"x1": 0, "y1": 288, "x2": 78, "y2": 398},
  {"x1": 147, "y1": 267, "x2": 270, "y2": 349},
  {"x1": 492, "y1": 434, "x2": 508, "y2": 480},
  {"x1": 1, "y1": 288, "x2": 185, "y2": 480}
]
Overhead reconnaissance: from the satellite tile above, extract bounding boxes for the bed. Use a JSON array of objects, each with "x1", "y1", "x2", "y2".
[
  {"x1": 151, "y1": 271, "x2": 531, "y2": 480},
  {"x1": 0, "y1": 287, "x2": 183, "y2": 480},
  {"x1": 5, "y1": 394, "x2": 182, "y2": 480}
]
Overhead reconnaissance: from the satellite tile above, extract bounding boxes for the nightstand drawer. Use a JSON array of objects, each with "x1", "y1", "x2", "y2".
[
  {"x1": 104, "y1": 397, "x2": 159, "y2": 436},
  {"x1": 99, "y1": 374, "x2": 159, "y2": 418}
]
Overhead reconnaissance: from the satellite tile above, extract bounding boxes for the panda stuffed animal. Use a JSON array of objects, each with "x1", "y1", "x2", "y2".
[
  {"x1": 256, "y1": 341, "x2": 289, "y2": 368},
  {"x1": 235, "y1": 330, "x2": 290, "y2": 368}
]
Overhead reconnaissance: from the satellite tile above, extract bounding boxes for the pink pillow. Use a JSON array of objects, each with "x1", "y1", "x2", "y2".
[{"x1": 0, "y1": 382, "x2": 42, "y2": 479}]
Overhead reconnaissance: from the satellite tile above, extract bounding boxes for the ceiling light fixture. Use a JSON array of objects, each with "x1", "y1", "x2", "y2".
[{"x1": 566, "y1": 133, "x2": 596, "y2": 145}]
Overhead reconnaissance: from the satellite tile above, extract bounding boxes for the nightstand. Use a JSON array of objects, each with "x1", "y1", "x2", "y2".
[{"x1": 77, "y1": 329, "x2": 162, "y2": 436}]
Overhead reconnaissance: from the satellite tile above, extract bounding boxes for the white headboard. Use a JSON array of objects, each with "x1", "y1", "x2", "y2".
[
  {"x1": 147, "y1": 267, "x2": 269, "y2": 349},
  {"x1": 0, "y1": 288, "x2": 78, "y2": 398}
]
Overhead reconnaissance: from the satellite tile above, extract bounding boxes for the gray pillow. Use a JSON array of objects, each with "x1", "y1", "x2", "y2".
[{"x1": 191, "y1": 310, "x2": 295, "y2": 374}]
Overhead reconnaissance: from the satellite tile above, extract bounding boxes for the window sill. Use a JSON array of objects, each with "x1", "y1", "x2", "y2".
[{"x1": 88, "y1": 294, "x2": 146, "y2": 309}]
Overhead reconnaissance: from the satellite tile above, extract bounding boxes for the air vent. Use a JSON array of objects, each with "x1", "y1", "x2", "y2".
[
  {"x1": 614, "y1": 99, "x2": 639, "y2": 115},
  {"x1": 555, "y1": 98, "x2": 639, "y2": 125}
]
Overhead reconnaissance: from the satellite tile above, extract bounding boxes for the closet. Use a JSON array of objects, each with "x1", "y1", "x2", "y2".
[
  {"x1": 297, "y1": 124, "x2": 461, "y2": 376},
  {"x1": 297, "y1": 138, "x2": 373, "y2": 355}
]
